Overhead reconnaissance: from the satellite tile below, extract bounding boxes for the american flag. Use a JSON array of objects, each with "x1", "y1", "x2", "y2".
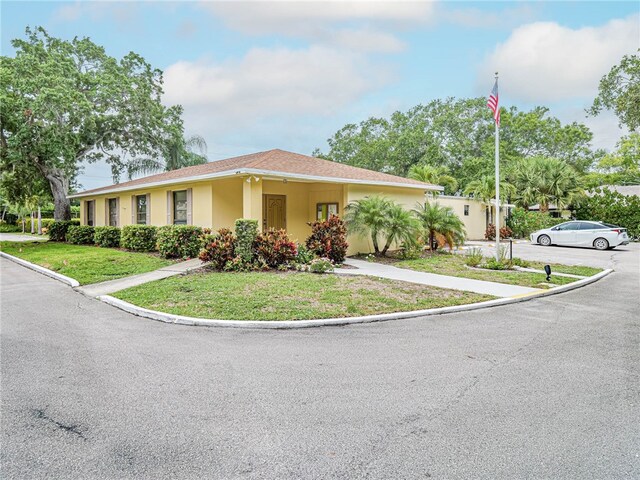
[{"x1": 487, "y1": 79, "x2": 500, "y2": 126}]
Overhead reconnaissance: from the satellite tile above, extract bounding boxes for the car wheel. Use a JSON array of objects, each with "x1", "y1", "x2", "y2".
[
  {"x1": 538, "y1": 234, "x2": 551, "y2": 246},
  {"x1": 593, "y1": 238, "x2": 609, "y2": 250}
]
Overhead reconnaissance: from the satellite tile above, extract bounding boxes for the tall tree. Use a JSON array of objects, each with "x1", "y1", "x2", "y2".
[
  {"x1": 510, "y1": 157, "x2": 584, "y2": 212},
  {"x1": 583, "y1": 133, "x2": 640, "y2": 187},
  {"x1": 589, "y1": 49, "x2": 640, "y2": 132},
  {"x1": 125, "y1": 134, "x2": 208, "y2": 180},
  {"x1": 0, "y1": 27, "x2": 184, "y2": 220}
]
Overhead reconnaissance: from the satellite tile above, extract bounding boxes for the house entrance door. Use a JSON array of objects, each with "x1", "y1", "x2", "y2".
[{"x1": 263, "y1": 195, "x2": 286, "y2": 231}]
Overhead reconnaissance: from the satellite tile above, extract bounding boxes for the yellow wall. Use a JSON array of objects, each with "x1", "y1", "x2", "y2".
[
  {"x1": 437, "y1": 196, "x2": 508, "y2": 240},
  {"x1": 213, "y1": 178, "x2": 243, "y2": 230}
]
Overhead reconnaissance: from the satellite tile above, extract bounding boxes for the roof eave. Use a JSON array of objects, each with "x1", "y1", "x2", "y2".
[{"x1": 69, "y1": 168, "x2": 442, "y2": 199}]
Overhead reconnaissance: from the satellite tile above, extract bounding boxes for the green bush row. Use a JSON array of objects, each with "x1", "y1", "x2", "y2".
[
  {"x1": 506, "y1": 208, "x2": 563, "y2": 239},
  {"x1": 48, "y1": 220, "x2": 81, "y2": 241},
  {"x1": 156, "y1": 225, "x2": 204, "y2": 259},
  {"x1": 66, "y1": 225, "x2": 95, "y2": 244},
  {"x1": 575, "y1": 189, "x2": 640, "y2": 239}
]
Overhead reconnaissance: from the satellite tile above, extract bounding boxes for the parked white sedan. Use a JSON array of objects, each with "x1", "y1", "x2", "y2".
[{"x1": 530, "y1": 221, "x2": 630, "y2": 250}]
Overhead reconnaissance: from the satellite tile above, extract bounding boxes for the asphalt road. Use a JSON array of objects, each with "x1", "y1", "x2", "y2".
[{"x1": 1, "y1": 244, "x2": 639, "y2": 479}]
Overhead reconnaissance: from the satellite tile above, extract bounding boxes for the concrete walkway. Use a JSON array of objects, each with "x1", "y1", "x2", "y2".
[
  {"x1": 338, "y1": 259, "x2": 541, "y2": 297},
  {"x1": 0, "y1": 232, "x2": 48, "y2": 242},
  {"x1": 76, "y1": 258, "x2": 204, "y2": 297}
]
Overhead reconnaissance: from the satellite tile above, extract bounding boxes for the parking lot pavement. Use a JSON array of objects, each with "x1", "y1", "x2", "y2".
[
  {"x1": 1, "y1": 244, "x2": 639, "y2": 479},
  {"x1": 463, "y1": 240, "x2": 638, "y2": 269}
]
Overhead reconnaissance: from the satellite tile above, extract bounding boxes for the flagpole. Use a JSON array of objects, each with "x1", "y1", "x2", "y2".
[{"x1": 494, "y1": 72, "x2": 500, "y2": 261}]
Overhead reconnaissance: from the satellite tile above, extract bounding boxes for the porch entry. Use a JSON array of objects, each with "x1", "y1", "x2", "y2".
[{"x1": 263, "y1": 194, "x2": 286, "y2": 231}]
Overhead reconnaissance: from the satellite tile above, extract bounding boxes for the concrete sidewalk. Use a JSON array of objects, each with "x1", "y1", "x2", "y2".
[
  {"x1": 337, "y1": 259, "x2": 541, "y2": 297},
  {"x1": 76, "y1": 258, "x2": 204, "y2": 297}
]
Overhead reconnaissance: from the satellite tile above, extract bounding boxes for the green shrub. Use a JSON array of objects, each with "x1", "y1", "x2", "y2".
[
  {"x1": 22, "y1": 217, "x2": 56, "y2": 233},
  {"x1": 157, "y1": 225, "x2": 204, "y2": 259},
  {"x1": 510, "y1": 257, "x2": 530, "y2": 268},
  {"x1": 484, "y1": 258, "x2": 510, "y2": 270},
  {"x1": 254, "y1": 229, "x2": 297, "y2": 268},
  {"x1": 121, "y1": 225, "x2": 157, "y2": 252},
  {"x1": 94, "y1": 226, "x2": 121, "y2": 248},
  {"x1": 484, "y1": 224, "x2": 513, "y2": 241},
  {"x1": 575, "y1": 188, "x2": 640, "y2": 239},
  {"x1": 0, "y1": 222, "x2": 21, "y2": 233},
  {"x1": 234, "y1": 219, "x2": 259, "y2": 264},
  {"x1": 48, "y1": 220, "x2": 81, "y2": 242},
  {"x1": 199, "y1": 228, "x2": 237, "y2": 270},
  {"x1": 506, "y1": 208, "x2": 563, "y2": 238},
  {"x1": 463, "y1": 247, "x2": 483, "y2": 267},
  {"x1": 309, "y1": 257, "x2": 334, "y2": 274},
  {"x1": 295, "y1": 243, "x2": 315, "y2": 265},
  {"x1": 305, "y1": 215, "x2": 348, "y2": 264},
  {"x1": 398, "y1": 241, "x2": 422, "y2": 260},
  {"x1": 65, "y1": 225, "x2": 95, "y2": 245}
]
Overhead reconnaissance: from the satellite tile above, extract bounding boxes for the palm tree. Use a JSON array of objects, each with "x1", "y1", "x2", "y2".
[
  {"x1": 464, "y1": 175, "x2": 515, "y2": 225},
  {"x1": 380, "y1": 203, "x2": 418, "y2": 256},
  {"x1": 408, "y1": 164, "x2": 458, "y2": 195},
  {"x1": 413, "y1": 201, "x2": 466, "y2": 252},
  {"x1": 126, "y1": 135, "x2": 208, "y2": 180},
  {"x1": 511, "y1": 157, "x2": 584, "y2": 212},
  {"x1": 344, "y1": 196, "x2": 392, "y2": 255}
]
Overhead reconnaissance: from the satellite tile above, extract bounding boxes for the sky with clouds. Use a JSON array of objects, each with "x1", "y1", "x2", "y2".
[{"x1": 2, "y1": 1, "x2": 638, "y2": 190}]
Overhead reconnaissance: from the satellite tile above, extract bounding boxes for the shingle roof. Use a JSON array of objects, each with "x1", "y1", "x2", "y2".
[{"x1": 72, "y1": 149, "x2": 440, "y2": 197}]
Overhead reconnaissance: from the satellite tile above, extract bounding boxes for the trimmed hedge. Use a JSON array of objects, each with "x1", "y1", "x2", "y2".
[
  {"x1": 506, "y1": 208, "x2": 563, "y2": 239},
  {"x1": 66, "y1": 225, "x2": 95, "y2": 245},
  {"x1": 157, "y1": 225, "x2": 204, "y2": 259},
  {"x1": 94, "y1": 226, "x2": 121, "y2": 248},
  {"x1": 234, "y1": 219, "x2": 259, "y2": 264},
  {"x1": 121, "y1": 225, "x2": 158, "y2": 252},
  {"x1": 48, "y1": 220, "x2": 81, "y2": 242}
]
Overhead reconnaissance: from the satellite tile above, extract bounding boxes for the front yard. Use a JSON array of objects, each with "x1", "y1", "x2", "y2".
[
  {"x1": 0, "y1": 241, "x2": 174, "y2": 285},
  {"x1": 112, "y1": 271, "x2": 495, "y2": 321}
]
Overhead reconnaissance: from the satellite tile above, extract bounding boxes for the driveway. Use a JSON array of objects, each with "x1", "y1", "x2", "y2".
[{"x1": 1, "y1": 245, "x2": 639, "y2": 479}]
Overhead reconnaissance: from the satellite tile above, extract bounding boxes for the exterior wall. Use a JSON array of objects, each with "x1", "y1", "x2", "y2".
[
  {"x1": 345, "y1": 184, "x2": 428, "y2": 255},
  {"x1": 437, "y1": 196, "x2": 508, "y2": 240},
  {"x1": 213, "y1": 178, "x2": 243, "y2": 230}
]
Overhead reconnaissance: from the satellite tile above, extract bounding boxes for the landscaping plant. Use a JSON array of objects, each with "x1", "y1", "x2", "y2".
[
  {"x1": 48, "y1": 220, "x2": 80, "y2": 241},
  {"x1": 309, "y1": 257, "x2": 334, "y2": 274},
  {"x1": 65, "y1": 225, "x2": 95, "y2": 245},
  {"x1": 234, "y1": 219, "x2": 259, "y2": 264},
  {"x1": 305, "y1": 215, "x2": 348, "y2": 263},
  {"x1": 94, "y1": 226, "x2": 121, "y2": 248},
  {"x1": 157, "y1": 225, "x2": 204, "y2": 259},
  {"x1": 506, "y1": 207, "x2": 563, "y2": 239},
  {"x1": 121, "y1": 225, "x2": 157, "y2": 252},
  {"x1": 413, "y1": 201, "x2": 466, "y2": 252},
  {"x1": 463, "y1": 247, "x2": 484, "y2": 267},
  {"x1": 575, "y1": 188, "x2": 640, "y2": 239},
  {"x1": 254, "y1": 229, "x2": 297, "y2": 269},
  {"x1": 199, "y1": 228, "x2": 236, "y2": 270},
  {"x1": 484, "y1": 224, "x2": 513, "y2": 241}
]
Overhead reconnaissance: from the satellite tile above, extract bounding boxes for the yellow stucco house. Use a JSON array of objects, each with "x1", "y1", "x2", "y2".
[{"x1": 71, "y1": 149, "x2": 442, "y2": 254}]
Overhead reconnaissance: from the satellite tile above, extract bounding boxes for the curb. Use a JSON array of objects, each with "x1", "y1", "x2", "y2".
[
  {"x1": 0, "y1": 251, "x2": 80, "y2": 288},
  {"x1": 98, "y1": 268, "x2": 612, "y2": 329}
]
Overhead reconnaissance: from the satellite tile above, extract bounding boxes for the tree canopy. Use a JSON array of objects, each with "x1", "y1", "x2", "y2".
[
  {"x1": 0, "y1": 27, "x2": 186, "y2": 219},
  {"x1": 589, "y1": 49, "x2": 640, "y2": 132},
  {"x1": 316, "y1": 98, "x2": 597, "y2": 195}
]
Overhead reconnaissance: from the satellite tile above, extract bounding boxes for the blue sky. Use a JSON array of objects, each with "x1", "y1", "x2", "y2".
[{"x1": 2, "y1": 1, "x2": 638, "y2": 189}]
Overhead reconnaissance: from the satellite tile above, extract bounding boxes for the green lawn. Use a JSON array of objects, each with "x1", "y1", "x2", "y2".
[
  {"x1": 526, "y1": 261, "x2": 603, "y2": 277},
  {"x1": 0, "y1": 241, "x2": 174, "y2": 285},
  {"x1": 113, "y1": 271, "x2": 495, "y2": 321},
  {"x1": 395, "y1": 253, "x2": 581, "y2": 289}
]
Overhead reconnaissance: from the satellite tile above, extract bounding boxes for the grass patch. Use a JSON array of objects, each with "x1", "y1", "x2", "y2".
[
  {"x1": 112, "y1": 271, "x2": 495, "y2": 321},
  {"x1": 0, "y1": 241, "x2": 174, "y2": 285},
  {"x1": 526, "y1": 261, "x2": 603, "y2": 277},
  {"x1": 396, "y1": 253, "x2": 577, "y2": 289}
]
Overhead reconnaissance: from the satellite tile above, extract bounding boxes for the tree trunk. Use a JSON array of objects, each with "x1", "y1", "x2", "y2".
[
  {"x1": 30, "y1": 212, "x2": 35, "y2": 234},
  {"x1": 540, "y1": 202, "x2": 549, "y2": 213},
  {"x1": 37, "y1": 207, "x2": 42, "y2": 235},
  {"x1": 44, "y1": 169, "x2": 71, "y2": 221},
  {"x1": 371, "y1": 232, "x2": 380, "y2": 255}
]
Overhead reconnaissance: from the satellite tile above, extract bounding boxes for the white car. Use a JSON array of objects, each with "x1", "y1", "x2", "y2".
[{"x1": 530, "y1": 220, "x2": 630, "y2": 250}]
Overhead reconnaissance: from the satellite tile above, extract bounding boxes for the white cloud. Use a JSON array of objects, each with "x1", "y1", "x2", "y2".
[
  {"x1": 441, "y1": 4, "x2": 537, "y2": 29},
  {"x1": 478, "y1": 14, "x2": 640, "y2": 102},
  {"x1": 163, "y1": 45, "x2": 393, "y2": 137}
]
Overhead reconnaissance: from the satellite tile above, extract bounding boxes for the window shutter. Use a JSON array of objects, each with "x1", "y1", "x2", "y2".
[
  {"x1": 145, "y1": 193, "x2": 151, "y2": 225},
  {"x1": 92, "y1": 201, "x2": 96, "y2": 227},
  {"x1": 186, "y1": 188, "x2": 193, "y2": 225},
  {"x1": 116, "y1": 198, "x2": 120, "y2": 226},
  {"x1": 105, "y1": 200, "x2": 109, "y2": 226},
  {"x1": 131, "y1": 196, "x2": 135, "y2": 224},
  {"x1": 166, "y1": 191, "x2": 173, "y2": 225}
]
